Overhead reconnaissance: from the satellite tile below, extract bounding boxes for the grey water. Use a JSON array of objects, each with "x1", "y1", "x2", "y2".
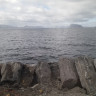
[{"x1": 0, "y1": 28, "x2": 96, "y2": 64}]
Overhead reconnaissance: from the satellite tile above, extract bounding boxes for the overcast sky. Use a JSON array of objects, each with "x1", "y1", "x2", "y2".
[{"x1": 0, "y1": 0, "x2": 96, "y2": 27}]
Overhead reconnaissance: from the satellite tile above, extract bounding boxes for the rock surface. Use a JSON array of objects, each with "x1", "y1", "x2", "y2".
[
  {"x1": 58, "y1": 58, "x2": 78, "y2": 89},
  {"x1": 36, "y1": 62, "x2": 51, "y2": 85},
  {"x1": 49, "y1": 62, "x2": 60, "y2": 80},
  {"x1": 94, "y1": 59, "x2": 96, "y2": 68},
  {"x1": 0, "y1": 56, "x2": 96, "y2": 96},
  {"x1": 75, "y1": 56, "x2": 96, "y2": 95},
  {"x1": 63, "y1": 87, "x2": 89, "y2": 96},
  {"x1": 45, "y1": 87, "x2": 87, "y2": 96},
  {"x1": 20, "y1": 64, "x2": 37, "y2": 87},
  {"x1": 1, "y1": 62, "x2": 23, "y2": 83},
  {"x1": 49, "y1": 62, "x2": 61, "y2": 88},
  {"x1": 0, "y1": 63, "x2": 3, "y2": 80}
]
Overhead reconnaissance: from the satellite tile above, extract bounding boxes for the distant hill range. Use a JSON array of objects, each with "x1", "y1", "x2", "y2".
[
  {"x1": 0, "y1": 25, "x2": 45, "y2": 29},
  {"x1": 0, "y1": 24, "x2": 95, "y2": 29},
  {"x1": 0, "y1": 25, "x2": 17, "y2": 29},
  {"x1": 69, "y1": 24, "x2": 83, "y2": 28},
  {"x1": 24, "y1": 26, "x2": 44, "y2": 28}
]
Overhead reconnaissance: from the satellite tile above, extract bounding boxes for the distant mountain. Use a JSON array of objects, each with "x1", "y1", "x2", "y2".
[
  {"x1": 1, "y1": 24, "x2": 95, "y2": 29},
  {"x1": 69, "y1": 24, "x2": 83, "y2": 28},
  {"x1": 24, "y1": 26, "x2": 44, "y2": 28},
  {"x1": 0, "y1": 25, "x2": 17, "y2": 28}
]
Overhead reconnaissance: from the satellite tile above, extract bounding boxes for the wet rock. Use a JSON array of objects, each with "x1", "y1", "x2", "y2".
[
  {"x1": 0, "y1": 63, "x2": 3, "y2": 80},
  {"x1": 12, "y1": 62, "x2": 23, "y2": 82},
  {"x1": 36, "y1": 62, "x2": 51, "y2": 85},
  {"x1": 94, "y1": 59, "x2": 96, "y2": 68},
  {"x1": 49, "y1": 62, "x2": 60, "y2": 80},
  {"x1": 20, "y1": 64, "x2": 37, "y2": 87},
  {"x1": 48, "y1": 62, "x2": 61, "y2": 88},
  {"x1": 58, "y1": 58, "x2": 78, "y2": 89},
  {"x1": 75, "y1": 56, "x2": 96, "y2": 95},
  {"x1": 1, "y1": 63, "x2": 12, "y2": 82},
  {"x1": 1, "y1": 62, "x2": 23, "y2": 83},
  {"x1": 0, "y1": 63, "x2": 3, "y2": 71}
]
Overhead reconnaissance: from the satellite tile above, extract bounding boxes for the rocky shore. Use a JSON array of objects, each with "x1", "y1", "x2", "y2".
[{"x1": 0, "y1": 56, "x2": 96, "y2": 96}]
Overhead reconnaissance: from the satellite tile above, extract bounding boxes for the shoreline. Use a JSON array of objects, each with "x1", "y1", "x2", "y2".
[{"x1": 0, "y1": 56, "x2": 96, "y2": 96}]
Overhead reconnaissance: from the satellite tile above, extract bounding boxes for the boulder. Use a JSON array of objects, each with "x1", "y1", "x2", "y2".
[
  {"x1": 20, "y1": 64, "x2": 37, "y2": 87},
  {"x1": 36, "y1": 62, "x2": 51, "y2": 85},
  {"x1": 94, "y1": 59, "x2": 96, "y2": 68},
  {"x1": 0, "y1": 63, "x2": 3, "y2": 80},
  {"x1": 1, "y1": 62, "x2": 23, "y2": 83},
  {"x1": 12, "y1": 62, "x2": 23, "y2": 82},
  {"x1": 48, "y1": 62, "x2": 60, "y2": 80},
  {"x1": 0, "y1": 63, "x2": 3, "y2": 71},
  {"x1": 58, "y1": 58, "x2": 78, "y2": 89},
  {"x1": 75, "y1": 56, "x2": 96, "y2": 95},
  {"x1": 48, "y1": 62, "x2": 61, "y2": 88}
]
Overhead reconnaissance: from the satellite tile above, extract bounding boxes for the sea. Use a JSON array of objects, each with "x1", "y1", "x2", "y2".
[{"x1": 0, "y1": 27, "x2": 96, "y2": 64}]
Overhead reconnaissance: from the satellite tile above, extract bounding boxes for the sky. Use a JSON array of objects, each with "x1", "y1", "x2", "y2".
[{"x1": 0, "y1": 0, "x2": 96, "y2": 27}]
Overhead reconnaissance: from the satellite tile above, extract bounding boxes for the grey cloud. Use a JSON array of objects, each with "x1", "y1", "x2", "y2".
[{"x1": 0, "y1": 0, "x2": 96, "y2": 27}]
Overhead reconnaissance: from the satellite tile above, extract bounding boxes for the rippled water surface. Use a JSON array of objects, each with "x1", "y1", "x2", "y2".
[{"x1": 0, "y1": 28, "x2": 96, "y2": 64}]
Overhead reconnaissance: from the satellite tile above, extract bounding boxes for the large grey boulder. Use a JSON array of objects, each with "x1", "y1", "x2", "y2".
[
  {"x1": 49, "y1": 62, "x2": 60, "y2": 80},
  {"x1": 1, "y1": 62, "x2": 23, "y2": 83},
  {"x1": 94, "y1": 59, "x2": 96, "y2": 68},
  {"x1": 0, "y1": 63, "x2": 3, "y2": 80},
  {"x1": 0, "y1": 63, "x2": 2, "y2": 70},
  {"x1": 20, "y1": 64, "x2": 36, "y2": 87},
  {"x1": 75, "y1": 56, "x2": 96, "y2": 95},
  {"x1": 36, "y1": 62, "x2": 51, "y2": 85},
  {"x1": 58, "y1": 58, "x2": 78, "y2": 89},
  {"x1": 48, "y1": 62, "x2": 60, "y2": 88}
]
